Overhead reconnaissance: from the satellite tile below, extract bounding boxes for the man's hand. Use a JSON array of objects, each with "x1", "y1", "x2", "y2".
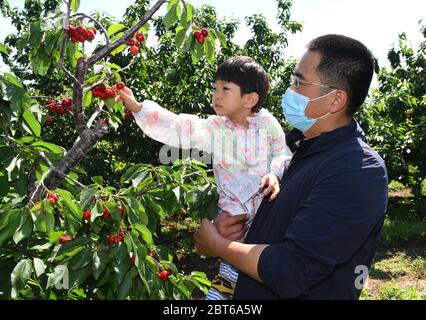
[
  {"x1": 258, "y1": 173, "x2": 280, "y2": 201},
  {"x1": 194, "y1": 218, "x2": 226, "y2": 257},
  {"x1": 114, "y1": 85, "x2": 142, "y2": 112},
  {"x1": 213, "y1": 211, "x2": 248, "y2": 241}
]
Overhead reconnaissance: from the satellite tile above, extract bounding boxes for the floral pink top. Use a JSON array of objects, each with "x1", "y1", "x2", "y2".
[{"x1": 133, "y1": 100, "x2": 292, "y2": 217}]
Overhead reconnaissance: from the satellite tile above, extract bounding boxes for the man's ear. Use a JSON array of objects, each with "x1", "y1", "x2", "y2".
[
  {"x1": 330, "y1": 89, "x2": 348, "y2": 113},
  {"x1": 244, "y1": 92, "x2": 259, "y2": 110}
]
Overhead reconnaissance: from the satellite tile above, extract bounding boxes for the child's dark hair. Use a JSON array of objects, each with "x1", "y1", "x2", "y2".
[{"x1": 215, "y1": 56, "x2": 269, "y2": 113}]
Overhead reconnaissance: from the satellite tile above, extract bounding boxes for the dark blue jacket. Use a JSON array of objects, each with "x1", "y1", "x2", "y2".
[{"x1": 234, "y1": 121, "x2": 388, "y2": 300}]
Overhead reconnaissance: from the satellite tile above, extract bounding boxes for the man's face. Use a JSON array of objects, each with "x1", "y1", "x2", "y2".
[{"x1": 292, "y1": 51, "x2": 336, "y2": 120}]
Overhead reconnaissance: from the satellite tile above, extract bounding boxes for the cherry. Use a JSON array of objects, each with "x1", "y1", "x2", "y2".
[
  {"x1": 102, "y1": 207, "x2": 110, "y2": 220},
  {"x1": 116, "y1": 82, "x2": 125, "y2": 90},
  {"x1": 90, "y1": 27, "x2": 97, "y2": 35},
  {"x1": 82, "y1": 210, "x2": 91, "y2": 221},
  {"x1": 197, "y1": 35, "x2": 205, "y2": 45},
  {"x1": 48, "y1": 103, "x2": 57, "y2": 112},
  {"x1": 46, "y1": 115, "x2": 53, "y2": 125},
  {"x1": 85, "y1": 29, "x2": 95, "y2": 41},
  {"x1": 148, "y1": 251, "x2": 156, "y2": 258},
  {"x1": 47, "y1": 193, "x2": 58, "y2": 205},
  {"x1": 126, "y1": 38, "x2": 135, "y2": 46},
  {"x1": 107, "y1": 234, "x2": 116, "y2": 245},
  {"x1": 117, "y1": 235, "x2": 124, "y2": 242},
  {"x1": 130, "y1": 46, "x2": 139, "y2": 56},
  {"x1": 136, "y1": 33, "x2": 145, "y2": 42},
  {"x1": 99, "y1": 119, "x2": 108, "y2": 126},
  {"x1": 130, "y1": 254, "x2": 136, "y2": 267},
  {"x1": 56, "y1": 106, "x2": 65, "y2": 115},
  {"x1": 125, "y1": 110, "x2": 133, "y2": 119},
  {"x1": 133, "y1": 39, "x2": 140, "y2": 48},
  {"x1": 158, "y1": 270, "x2": 170, "y2": 280},
  {"x1": 59, "y1": 235, "x2": 73, "y2": 244},
  {"x1": 194, "y1": 31, "x2": 202, "y2": 40},
  {"x1": 201, "y1": 28, "x2": 209, "y2": 38},
  {"x1": 118, "y1": 206, "x2": 126, "y2": 218}
]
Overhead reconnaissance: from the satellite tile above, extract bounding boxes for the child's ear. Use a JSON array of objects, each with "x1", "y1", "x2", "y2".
[{"x1": 244, "y1": 92, "x2": 259, "y2": 110}]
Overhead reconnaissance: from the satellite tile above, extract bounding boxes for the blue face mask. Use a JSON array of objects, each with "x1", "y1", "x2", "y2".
[{"x1": 281, "y1": 87, "x2": 336, "y2": 132}]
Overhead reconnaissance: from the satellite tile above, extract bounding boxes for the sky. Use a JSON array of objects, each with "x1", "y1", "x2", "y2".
[{"x1": 1, "y1": 0, "x2": 425, "y2": 78}]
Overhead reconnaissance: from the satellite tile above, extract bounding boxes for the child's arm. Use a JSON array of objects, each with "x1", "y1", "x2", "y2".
[
  {"x1": 258, "y1": 116, "x2": 293, "y2": 200},
  {"x1": 116, "y1": 86, "x2": 214, "y2": 151}
]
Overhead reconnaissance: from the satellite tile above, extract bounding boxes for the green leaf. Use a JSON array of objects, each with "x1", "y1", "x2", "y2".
[
  {"x1": 175, "y1": 25, "x2": 186, "y2": 48},
  {"x1": 29, "y1": 21, "x2": 41, "y2": 49},
  {"x1": 11, "y1": 259, "x2": 32, "y2": 298},
  {"x1": 132, "y1": 223, "x2": 153, "y2": 245},
  {"x1": 0, "y1": 145, "x2": 15, "y2": 165},
  {"x1": 92, "y1": 249, "x2": 108, "y2": 280},
  {"x1": 22, "y1": 109, "x2": 41, "y2": 137},
  {"x1": 13, "y1": 208, "x2": 33, "y2": 244},
  {"x1": 33, "y1": 258, "x2": 47, "y2": 278},
  {"x1": 205, "y1": 36, "x2": 215, "y2": 65},
  {"x1": 91, "y1": 176, "x2": 103, "y2": 186},
  {"x1": 79, "y1": 186, "x2": 98, "y2": 210},
  {"x1": 0, "y1": 209, "x2": 21, "y2": 246},
  {"x1": 191, "y1": 41, "x2": 205, "y2": 64},
  {"x1": 68, "y1": 247, "x2": 91, "y2": 271},
  {"x1": 117, "y1": 271, "x2": 132, "y2": 299},
  {"x1": 31, "y1": 141, "x2": 65, "y2": 155},
  {"x1": 183, "y1": 32, "x2": 193, "y2": 53},
  {"x1": 105, "y1": 97, "x2": 116, "y2": 109},
  {"x1": 163, "y1": 2, "x2": 179, "y2": 28},
  {"x1": 46, "y1": 265, "x2": 69, "y2": 289},
  {"x1": 111, "y1": 43, "x2": 126, "y2": 56},
  {"x1": 71, "y1": 0, "x2": 80, "y2": 13},
  {"x1": 180, "y1": 3, "x2": 193, "y2": 27},
  {"x1": 56, "y1": 237, "x2": 91, "y2": 259},
  {"x1": 0, "y1": 173, "x2": 9, "y2": 197},
  {"x1": 212, "y1": 29, "x2": 227, "y2": 49},
  {"x1": 0, "y1": 42, "x2": 10, "y2": 55},
  {"x1": 2, "y1": 73, "x2": 29, "y2": 109},
  {"x1": 48, "y1": 231, "x2": 63, "y2": 244},
  {"x1": 107, "y1": 23, "x2": 126, "y2": 37},
  {"x1": 83, "y1": 90, "x2": 92, "y2": 108}
]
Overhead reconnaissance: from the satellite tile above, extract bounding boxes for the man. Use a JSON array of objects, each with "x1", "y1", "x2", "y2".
[{"x1": 194, "y1": 34, "x2": 388, "y2": 299}]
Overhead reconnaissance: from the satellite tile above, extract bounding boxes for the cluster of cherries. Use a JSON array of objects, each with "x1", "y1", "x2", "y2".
[
  {"x1": 67, "y1": 25, "x2": 97, "y2": 43},
  {"x1": 126, "y1": 33, "x2": 145, "y2": 56},
  {"x1": 193, "y1": 28, "x2": 209, "y2": 45},
  {"x1": 46, "y1": 98, "x2": 72, "y2": 124}
]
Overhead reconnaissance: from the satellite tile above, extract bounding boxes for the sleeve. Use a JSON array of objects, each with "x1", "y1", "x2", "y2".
[
  {"x1": 132, "y1": 100, "x2": 217, "y2": 152},
  {"x1": 257, "y1": 157, "x2": 388, "y2": 298},
  {"x1": 267, "y1": 116, "x2": 293, "y2": 180}
]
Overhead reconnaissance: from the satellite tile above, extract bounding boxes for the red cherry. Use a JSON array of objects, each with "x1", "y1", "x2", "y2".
[
  {"x1": 48, "y1": 103, "x2": 57, "y2": 112},
  {"x1": 194, "y1": 31, "x2": 202, "y2": 40},
  {"x1": 71, "y1": 36, "x2": 79, "y2": 43},
  {"x1": 103, "y1": 207, "x2": 110, "y2": 220},
  {"x1": 158, "y1": 270, "x2": 170, "y2": 280},
  {"x1": 99, "y1": 119, "x2": 108, "y2": 126},
  {"x1": 77, "y1": 33, "x2": 86, "y2": 43},
  {"x1": 82, "y1": 210, "x2": 91, "y2": 221},
  {"x1": 107, "y1": 235, "x2": 115, "y2": 245},
  {"x1": 136, "y1": 33, "x2": 145, "y2": 42},
  {"x1": 125, "y1": 110, "x2": 133, "y2": 119},
  {"x1": 166, "y1": 269, "x2": 172, "y2": 276},
  {"x1": 90, "y1": 27, "x2": 97, "y2": 35},
  {"x1": 133, "y1": 39, "x2": 140, "y2": 48},
  {"x1": 197, "y1": 35, "x2": 205, "y2": 45},
  {"x1": 117, "y1": 236, "x2": 124, "y2": 243},
  {"x1": 85, "y1": 29, "x2": 95, "y2": 41},
  {"x1": 116, "y1": 82, "x2": 125, "y2": 90},
  {"x1": 46, "y1": 115, "x2": 53, "y2": 125},
  {"x1": 130, "y1": 254, "x2": 136, "y2": 267},
  {"x1": 76, "y1": 26, "x2": 85, "y2": 34},
  {"x1": 95, "y1": 83, "x2": 106, "y2": 92},
  {"x1": 47, "y1": 193, "x2": 58, "y2": 205},
  {"x1": 118, "y1": 206, "x2": 126, "y2": 218},
  {"x1": 103, "y1": 88, "x2": 115, "y2": 99},
  {"x1": 130, "y1": 46, "x2": 139, "y2": 56},
  {"x1": 67, "y1": 26, "x2": 77, "y2": 37},
  {"x1": 56, "y1": 106, "x2": 65, "y2": 115},
  {"x1": 126, "y1": 38, "x2": 135, "y2": 46},
  {"x1": 201, "y1": 29, "x2": 209, "y2": 38},
  {"x1": 59, "y1": 235, "x2": 73, "y2": 244}
]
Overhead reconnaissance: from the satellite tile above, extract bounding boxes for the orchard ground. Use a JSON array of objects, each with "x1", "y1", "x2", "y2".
[{"x1": 158, "y1": 181, "x2": 426, "y2": 300}]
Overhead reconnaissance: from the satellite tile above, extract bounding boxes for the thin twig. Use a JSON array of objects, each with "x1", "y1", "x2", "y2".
[
  {"x1": 56, "y1": 62, "x2": 83, "y2": 89},
  {"x1": 36, "y1": 151, "x2": 87, "y2": 189},
  {"x1": 70, "y1": 13, "x2": 111, "y2": 46},
  {"x1": 86, "y1": 0, "x2": 167, "y2": 67}
]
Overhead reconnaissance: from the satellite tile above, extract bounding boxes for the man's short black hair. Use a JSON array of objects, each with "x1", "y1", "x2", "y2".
[
  {"x1": 308, "y1": 34, "x2": 375, "y2": 116},
  {"x1": 215, "y1": 56, "x2": 269, "y2": 113}
]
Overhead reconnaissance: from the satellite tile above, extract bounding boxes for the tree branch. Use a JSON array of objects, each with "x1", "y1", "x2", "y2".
[{"x1": 86, "y1": 0, "x2": 167, "y2": 67}]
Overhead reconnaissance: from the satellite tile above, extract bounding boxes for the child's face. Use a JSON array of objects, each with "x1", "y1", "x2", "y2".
[{"x1": 212, "y1": 80, "x2": 251, "y2": 117}]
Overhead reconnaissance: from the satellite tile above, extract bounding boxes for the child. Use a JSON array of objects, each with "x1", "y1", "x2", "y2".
[{"x1": 116, "y1": 56, "x2": 292, "y2": 300}]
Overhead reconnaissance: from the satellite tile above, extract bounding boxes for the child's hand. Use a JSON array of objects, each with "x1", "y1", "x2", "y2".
[
  {"x1": 258, "y1": 173, "x2": 280, "y2": 201},
  {"x1": 113, "y1": 85, "x2": 142, "y2": 112}
]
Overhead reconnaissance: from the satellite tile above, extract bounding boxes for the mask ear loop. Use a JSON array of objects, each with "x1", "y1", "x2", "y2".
[{"x1": 306, "y1": 89, "x2": 337, "y2": 120}]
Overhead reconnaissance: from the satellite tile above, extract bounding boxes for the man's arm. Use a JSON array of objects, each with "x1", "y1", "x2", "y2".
[{"x1": 194, "y1": 219, "x2": 268, "y2": 282}]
